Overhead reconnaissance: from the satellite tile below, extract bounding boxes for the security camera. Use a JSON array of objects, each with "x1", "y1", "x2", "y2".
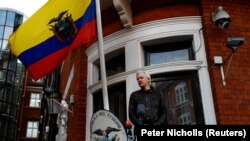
[
  {"x1": 227, "y1": 37, "x2": 245, "y2": 51},
  {"x1": 212, "y1": 6, "x2": 231, "y2": 29}
]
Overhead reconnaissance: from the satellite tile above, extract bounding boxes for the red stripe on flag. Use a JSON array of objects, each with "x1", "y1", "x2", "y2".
[{"x1": 71, "y1": 19, "x2": 97, "y2": 49}]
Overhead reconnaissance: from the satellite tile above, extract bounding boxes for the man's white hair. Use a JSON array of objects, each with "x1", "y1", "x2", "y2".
[{"x1": 136, "y1": 70, "x2": 151, "y2": 84}]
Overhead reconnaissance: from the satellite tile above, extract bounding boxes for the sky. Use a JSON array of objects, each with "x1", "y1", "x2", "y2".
[{"x1": 1, "y1": 0, "x2": 48, "y2": 17}]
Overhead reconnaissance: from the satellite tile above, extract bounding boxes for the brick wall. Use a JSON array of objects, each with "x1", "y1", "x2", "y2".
[
  {"x1": 63, "y1": 0, "x2": 250, "y2": 140},
  {"x1": 102, "y1": 3, "x2": 200, "y2": 36},
  {"x1": 200, "y1": 0, "x2": 250, "y2": 124},
  {"x1": 59, "y1": 46, "x2": 89, "y2": 140}
]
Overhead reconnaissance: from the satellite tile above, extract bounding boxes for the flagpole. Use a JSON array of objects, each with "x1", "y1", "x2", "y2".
[{"x1": 95, "y1": 0, "x2": 109, "y2": 110}]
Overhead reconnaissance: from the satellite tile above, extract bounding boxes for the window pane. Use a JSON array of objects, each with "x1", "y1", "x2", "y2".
[
  {"x1": 30, "y1": 99, "x2": 35, "y2": 107},
  {"x1": 105, "y1": 52, "x2": 125, "y2": 77},
  {"x1": 145, "y1": 40, "x2": 194, "y2": 66},
  {"x1": 0, "y1": 11, "x2": 7, "y2": 25},
  {"x1": 33, "y1": 122, "x2": 38, "y2": 128},
  {"x1": 175, "y1": 82, "x2": 188, "y2": 105},
  {"x1": 3, "y1": 87, "x2": 13, "y2": 103},
  {"x1": 14, "y1": 13, "x2": 23, "y2": 31},
  {"x1": 10, "y1": 105, "x2": 16, "y2": 117},
  {"x1": 93, "y1": 82, "x2": 126, "y2": 124},
  {"x1": 149, "y1": 49, "x2": 189, "y2": 65},
  {"x1": 1, "y1": 102, "x2": 10, "y2": 114},
  {"x1": 36, "y1": 94, "x2": 40, "y2": 99},
  {"x1": 0, "y1": 120, "x2": 7, "y2": 136},
  {"x1": 32, "y1": 129, "x2": 38, "y2": 137},
  {"x1": 26, "y1": 129, "x2": 32, "y2": 137},
  {"x1": 108, "y1": 82, "x2": 126, "y2": 124},
  {"x1": 30, "y1": 93, "x2": 41, "y2": 107},
  {"x1": 31, "y1": 94, "x2": 36, "y2": 99},
  {"x1": 0, "y1": 52, "x2": 9, "y2": 69},
  {"x1": 6, "y1": 11, "x2": 15, "y2": 27},
  {"x1": 0, "y1": 70, "x2": 6, "y2": 81},
  {"x1": 0, "y1": 40, "x2": 2, "y2": 51},
  {"x1": 7, "y1": 71, "x2": 15, "y2": 82},
  {"x1": 93, "y1": 91, "x2": 103, "y2": 113},
  {"x1": 36, "y1": 99, "x2": 41, "y2": 107},
  {"x1": 0, "y1": 26, "x2": 4, "y2": 38},
  {"x1": 27, "y1": 122, "x2": 33, "y2": 128},
  {"x1": 7, "y1": 121, "x2": 15, "y2": 138},
  {"x1": 8, "y1": 53, "x2": 18, "y2": 69},
  {"x1": 96, "y1": 48, "x2": 125, "y2": 80},
  {"x1": 2, "y1": 40, "x2": 9, "y2": 51},
  {"x1": 4, "y1": 26, "x2": 13, "y2": 39},
  {"x1": 151, "y1": 71, "x2": 204, "y2": 125}
]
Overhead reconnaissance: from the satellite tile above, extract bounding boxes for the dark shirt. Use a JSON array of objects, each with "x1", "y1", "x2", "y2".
[{"x1": 129, "y1": 87, "x2": 166, "y2": 126}]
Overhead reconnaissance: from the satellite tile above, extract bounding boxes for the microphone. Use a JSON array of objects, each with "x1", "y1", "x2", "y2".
[{"x1": 137, "y1": 104, "x2": 145, "y2": 125}]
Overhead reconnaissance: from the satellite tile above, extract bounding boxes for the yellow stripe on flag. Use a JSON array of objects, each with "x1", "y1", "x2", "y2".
[{"x1": 9, "y1": 0, "x2": 91, "y2": 56}]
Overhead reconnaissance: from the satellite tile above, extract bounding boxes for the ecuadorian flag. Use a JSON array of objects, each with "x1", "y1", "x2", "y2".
[{"x1": 9, "y1": 0, "x2": 96, "y2": 80}]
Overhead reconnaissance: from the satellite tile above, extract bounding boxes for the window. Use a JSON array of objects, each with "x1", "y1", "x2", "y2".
[
  {"x1": 1, "y1": 40, "x2": 8, "y2": 51},
  {"x1": 0, "y1": 10, "x2": 23, "y2": 52},
  {"x1": 175, "y1": 81, "x2": 189, "y2": 105},
  {"x1": 93, "y1": 82, "x2": 126, "y2": 125},
  {"x1": 143, "y1": 36, "x2": 205, "y2": 124},
  {"x1": 32, "y1": 78, "x2": 44, "y2": 83},
  {"x1": 93, "y1": 92, "x2": 103, "y2": 113},
  {"x1": 151, "y1": 71, "x2": 204, "y2": 124},
  {"x1": 93, "y1": 48, "x2": 125, "y2": 81},
  {"x1": 105, "y1": 50, "x2": 125, "y2": 77},
  {"x1": 0, "y1": 87, "x2": 13, "y2": 115},
  {"x1": 13, "y1": 13, "x2": 23, "y2": 31},
  {"x1": 7, "y1": 121, "x2": 15, "y2": 139},
  {"x1": 6, "y1": 11, "x2": 15, "y2": 27},
  {"x1": 26, "y1": 121, "x2": 39, "y2": 138},
  {"x1": 144, "y1": 39, "x2": 194, "y2": 65},
  {"x1": 30, "y1": 93, "x2": 41, "y2": 107},
  {"x1": 3, "y1": 26, "x2": 13, "y2": 39},
  {"x1": 0, "y1": 26, "x2": 3, "y2": 38},
  {"x1": 0, "y1": 11, "x2": 7, "y2": 25},
  {"x1": 0, "y1": 119, "x2": 7, "y2": 137},
  {"x1": 0, "y1": 70, "x2": 4, "y2": 80},
  {"x1": 179, "y1": 112, "x2": 193, "y2": 125}
]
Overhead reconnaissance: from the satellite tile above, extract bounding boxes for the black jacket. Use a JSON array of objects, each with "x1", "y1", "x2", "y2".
[{"x1": 129, "y1": 87, "x2": 167, "y2": 126}]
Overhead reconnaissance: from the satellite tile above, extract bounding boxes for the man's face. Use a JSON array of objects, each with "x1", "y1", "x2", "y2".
[{"x1": 136, "y1": 72, "x2": 150, "y2": 88}]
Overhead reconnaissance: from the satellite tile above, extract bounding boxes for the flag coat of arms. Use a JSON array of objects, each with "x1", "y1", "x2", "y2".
[{"x1": 9, "y1": 0, "x2": 96, "y2": 80}]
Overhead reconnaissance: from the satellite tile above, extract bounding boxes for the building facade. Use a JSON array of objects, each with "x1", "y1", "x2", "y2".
[
  {"x1": 3, "y1": 0, "x2": 250, "y2": 141},
  {"x1": 0, "y1": 8, "x2": 26, "y2": 141},
  {"x1": 18, "y1": 74, "x2": 44, "y2": 141},
  {"x1": 18, "y1": 70, "x2": 61, "y2": 141},
  {"x1": 58, "y1": 0, "x2": 250, "y2": 141},
  {"x1": 0, "y1": 7, "x2": 61, "y2": 141}
]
